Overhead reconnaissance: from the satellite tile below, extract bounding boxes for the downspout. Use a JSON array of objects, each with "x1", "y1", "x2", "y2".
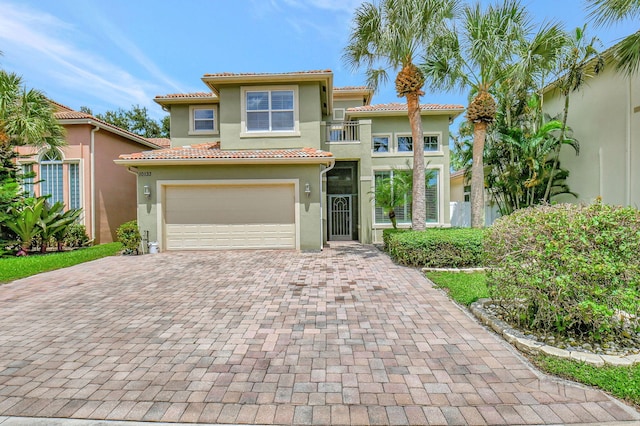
[
  {"x1": 319, "y1": 160, "x2": 335, "y2": 250},
  {"x1": 90, "y1": 125, "x2": 99, "y2": 242},
  {"x1": 125, "y1": 166, "x2": 144, "y2": 253}
]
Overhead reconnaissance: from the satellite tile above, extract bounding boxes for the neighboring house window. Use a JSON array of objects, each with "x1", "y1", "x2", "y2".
[
  {"x1": 241, "y1": 86, "x2": 299, "y2": 135},
  {"x1": 396, "y1": 134, "x2": 440, "y2": 153},
  {"x1": 333, "y1": 108, "x2": 345, "y2": 121},
  {"x1": 372, "y1": 134, "x2": 390, "y2": 153},
  {"x1": 464, "y1": 185, "x2": 471, "y2": 202},
  {"x1": 69, "y1": 163, "x2": 81, "y2": 209},
  {"x1": 189, "y1": 105, "x2": 218, "y2": 135},
  {"x1": 40, "y1": 148, "x2": 63, "y2": 205},
  {"x1": 21, "y1": 164, "x2": 35, "y2": 197},
  {"x1": 374, "y1": 169, "x2": 439, "y2": 224}
]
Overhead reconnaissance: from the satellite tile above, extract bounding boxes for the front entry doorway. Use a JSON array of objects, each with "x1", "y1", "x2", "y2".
[{"x1": 327, "y1": 161, "x2": 358, "y2": 241}]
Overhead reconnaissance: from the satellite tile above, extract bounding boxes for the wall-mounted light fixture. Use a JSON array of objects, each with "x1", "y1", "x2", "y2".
[
  {"x1": 304, "y1": 182, "x2": 311, "y2": 197},
  {"x1": 143, "y1": 185, "x2": 151, "y2": 198}
]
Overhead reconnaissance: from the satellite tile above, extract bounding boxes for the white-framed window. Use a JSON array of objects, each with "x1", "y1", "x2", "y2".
[
  {"x1": 40, "y1": 148, "x2": 64, "y2": 205},
  {"x1": 189, "y1": 105, "x2": 218, "y2": 135},
  {"x1": 333, "y1": 108, "x2": 345, "y2": 121},
  {"x1": 21, "y1": 163, "x2": 35, "y2": 197},
  {"x1": 464, "y1": 185, "x2": 471, "y2": 202},
  {"x1": 373, "y1": 169, "x2": 440, "y2": 225},
  {"x1": 395, "y1": 133, "x2": 441, "y2": 153},
  {"x1": 241, "y1": 86, "x2": 299, "y2": 136},
  {"x1": 372, "y1": 134, "x2": 391, "y2": 154},
  {"x1": 68, "y1": 162, "x2": 81, "y2": 209}
]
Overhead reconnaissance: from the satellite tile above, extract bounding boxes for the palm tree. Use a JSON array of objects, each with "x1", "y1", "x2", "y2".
[
  {"x1": 0, "y1": 69, "x2": 65, "y2": 159},
  {"x1": 586, "y1": 0, "x2": 640, "y2": 75},
  {"x1": 343, "y1": 0, "x2": 458, "y2": 231},
  {"x1": 423, "y1": 0, "x2": 532, "y2": 228},
  {"x1": 542, "y1": 25, "x2": 603, "y2": 201}
]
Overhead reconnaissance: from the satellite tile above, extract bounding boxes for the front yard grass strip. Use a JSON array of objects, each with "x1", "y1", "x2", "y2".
[
  {"x1": 0, "y1": 242, "x2": 122, "y2": 283},
  {"x1": 532, "y1": 354, "x2": 640, "y2": 407},
  {"x1": 425, "y1": 271, "x2": 488, "y2": 306}
]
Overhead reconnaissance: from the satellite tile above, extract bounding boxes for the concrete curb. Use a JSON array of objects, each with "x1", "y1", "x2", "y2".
[{"x1": 470, "y1": 298, "x2": 640, "y2": 367}]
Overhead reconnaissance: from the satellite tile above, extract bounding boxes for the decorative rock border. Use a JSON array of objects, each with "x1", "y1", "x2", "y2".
[{"x1": 470, "y1": 298, "x2": 640, "y2": 367}]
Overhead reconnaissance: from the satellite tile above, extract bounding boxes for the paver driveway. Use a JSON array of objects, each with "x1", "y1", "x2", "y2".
[{"x1": 0, "y1": 243, "x2": 639, "y2": 425}]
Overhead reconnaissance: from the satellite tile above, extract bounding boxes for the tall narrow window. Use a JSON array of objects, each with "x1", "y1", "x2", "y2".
[
  {"x1": 21, "y1": 164, "x2": 35, "y2": 197},
  {"x1": 69, "y1": 163, "x2": 80, "y2": 209},
  {"x1": 40, "y1": 149, "x2": 63, "y2": 205}
]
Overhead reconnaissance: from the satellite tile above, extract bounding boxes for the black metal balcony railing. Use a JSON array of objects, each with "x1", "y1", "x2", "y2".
[{"x1": 326, "y1": 121, "x2": 360, "y2": 142}]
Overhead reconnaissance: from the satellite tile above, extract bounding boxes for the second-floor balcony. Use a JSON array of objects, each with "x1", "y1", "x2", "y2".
[{"x1": 326, "y1": 121, "x2": 360, "y2": 143}]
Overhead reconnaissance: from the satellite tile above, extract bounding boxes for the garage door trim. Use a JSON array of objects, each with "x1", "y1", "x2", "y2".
[{"x1": 157, "y1": 179, "x2": 300, "y2": 250}]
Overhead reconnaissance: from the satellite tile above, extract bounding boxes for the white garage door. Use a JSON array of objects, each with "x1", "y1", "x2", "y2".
[{"x1": 164, "y1": 184, "x2": 296, "y2": 250}]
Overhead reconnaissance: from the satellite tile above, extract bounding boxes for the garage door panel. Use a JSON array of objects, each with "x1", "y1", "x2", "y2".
[{"x1": 164, "y1": 185, "x2": 296, "y2": 250}]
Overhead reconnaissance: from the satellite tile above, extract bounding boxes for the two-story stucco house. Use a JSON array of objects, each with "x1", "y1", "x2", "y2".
[
  {"x1": 16, "y1": 102, "x2": 164, "y2": 244},
  {"x1": 116, "y1": 70, "x2": 463, "y2": 251}
]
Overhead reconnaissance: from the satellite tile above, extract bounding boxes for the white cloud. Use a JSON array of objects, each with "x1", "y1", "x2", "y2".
[{"x1": 0, "y1": 1, "x2": 178, "y2": 117}]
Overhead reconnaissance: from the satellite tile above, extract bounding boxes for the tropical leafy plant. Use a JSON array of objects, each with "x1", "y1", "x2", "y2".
[
  {"x1": 38, "y1": 201, "x2": 82, "y2": 252},
  {"x1": 344, "y1": 0, "x2": 458, "y2": 231},
  {"x1": 4, "y1": 197, "x2": 46, "y2": 252}
]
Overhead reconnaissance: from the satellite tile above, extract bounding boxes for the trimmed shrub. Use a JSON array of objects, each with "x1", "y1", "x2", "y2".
[
  {"x1": 63, "y1": 224, "x2": 90, "y2": 248},
  {"x1": 384, "y1": 228, "x2": 484, "y2": 268},
  {"x1": 116, "y1": 220, "x2": 141, "y2": 255},
  {"x1": 485, "y1": 202, "x2": 640, "y2": 342}
]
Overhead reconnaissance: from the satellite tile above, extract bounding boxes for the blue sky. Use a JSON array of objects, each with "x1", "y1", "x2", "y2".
[{"x1": 0, "y1": 0, "x2": 637, "y2": 121}]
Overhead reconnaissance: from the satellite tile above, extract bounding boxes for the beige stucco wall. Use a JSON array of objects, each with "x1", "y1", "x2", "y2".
[
  {"x1": 135, "y1": 163, "x2": 325, "y2": 251},
  {"x1": 543, "y1": 66, "x2": 640, "y2": 207},
  {"x1": 450, "y1": 173, "x2": 465, "y2": 203}
]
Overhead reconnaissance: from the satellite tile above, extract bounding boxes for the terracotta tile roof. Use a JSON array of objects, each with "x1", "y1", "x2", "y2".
[
  {"x1": 49, "y1": 99, "x2": 74, "y2": 112},
  {"x1": 348, "y1": 102, "x2": 465, "y2": 112},
  {"x1": 53, "y1": 109, "x2": 162, "y2": 149},
  {"x1": 203, "y1": 70, "x2": 332, "y2": 78},
  {"x1": 119, "y1": 142, "x2": 334, "y2": 161},
  {"x1": 54, "y1": 110, "x2": 93, "y2": 120},
  {"x1": 146, "y1": 138, "x2": 171, "y2": 148},
  {"x1": 155, "y1": 92, "x2": 215, "y2": 99}
]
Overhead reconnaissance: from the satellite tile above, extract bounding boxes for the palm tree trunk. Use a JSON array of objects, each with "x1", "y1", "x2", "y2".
[
  {"x1": 543, "y1": 95, "x2": 569, "y2": 201},
  {"x1": 407, "y1": 92, "x2": 425, "y2": 231},
  {"x1": 471, "y1": 122, "x2": 487, "y2": 228}
]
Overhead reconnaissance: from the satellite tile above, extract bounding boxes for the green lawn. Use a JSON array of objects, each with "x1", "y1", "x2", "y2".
[
  {"x1": 0, "y1": 242, "x2": 122, "y2": 283},
  {"x1": 425, "y1": 270, "x2": 640, "y2": 407},
  {"x1": 425, "y1": 271, "x2": 489, "y2": 305},
  {"x1": 533, "y1": 355, "x2": 640, "y2": 407}
]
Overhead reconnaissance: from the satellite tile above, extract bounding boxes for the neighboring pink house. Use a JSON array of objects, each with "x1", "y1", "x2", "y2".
[{"x1": 16, "y1": 102, "x2": 162, "y2": 244}]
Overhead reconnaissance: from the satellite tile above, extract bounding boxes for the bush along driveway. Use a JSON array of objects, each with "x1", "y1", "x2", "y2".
[{"x1": 0, "y1": 244, "x2": 638, "y2": 424}]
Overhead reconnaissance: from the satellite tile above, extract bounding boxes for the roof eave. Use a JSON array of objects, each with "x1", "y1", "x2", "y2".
[
  {"x1": 346, "y1": 108, "x2": 465, "y2": 118},
  {"x1": 153, "y1": 96, "x2": 219, "y2": 107},
  {"x1": 202, "y1": 72, "x2": 333, "y2": 95},
  {"x1": 58, "y1": 118, "x2": 162, "y2": 149},
  {"x1": 114, "y1": 156, "x2": 335, "y2": 167}
]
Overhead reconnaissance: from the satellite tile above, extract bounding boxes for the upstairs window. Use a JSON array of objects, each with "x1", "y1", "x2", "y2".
[
  {"x1": 189, "y1": 105, "x2": 218, "y2": 135},
  {"x1": 396, "y1": 134, "x2": 440, "y2": 153},
  {"x1": 242, "y1": 86, "x2": 298, "y2": 135}
]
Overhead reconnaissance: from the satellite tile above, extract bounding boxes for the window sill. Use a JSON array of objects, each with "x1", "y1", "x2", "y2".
[
  {"x1": 188, "y1": 130, "x2": 219, "y2": 136},
  {"x1": 240, "y1": 131, "x2": 300, "y2": 138},
  {"x1": 372, "y1": 151, "x2": 444, "y2": 157}
]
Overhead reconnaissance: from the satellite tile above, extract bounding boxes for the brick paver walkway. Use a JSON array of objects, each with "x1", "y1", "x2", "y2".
[{"x1": 0, "y1": 243, "x2": 638, "y2": 425}]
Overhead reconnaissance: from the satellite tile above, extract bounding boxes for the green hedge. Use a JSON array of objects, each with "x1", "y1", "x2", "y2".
[
  {"x1": 485, "y1": 202, "x2": 640, "y2": 342},
  {"x1": 383, "y1": 228, "x2": 485, "y2": 268}
]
